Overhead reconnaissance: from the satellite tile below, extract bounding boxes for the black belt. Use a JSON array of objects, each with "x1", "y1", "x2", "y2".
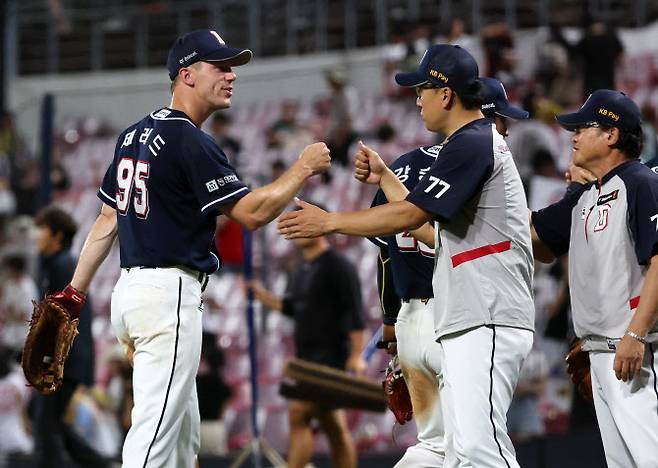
[
  {"x1": 126, "y1": 266, "x2": 209, "y2": 292},
  {"x1": 401, "y1": 297, "x2": 431, "y2": 304}
]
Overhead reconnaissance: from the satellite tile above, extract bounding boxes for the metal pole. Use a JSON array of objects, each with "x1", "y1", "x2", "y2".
[
  {"x1": 39, "y1": 94, "x2": 54, "y2": 208},
  {"x1": 315, "y1": 0, "x2": 327, "y2": 51},
  {"x1": 248, "y1": 0, "x2": 261, "y2": 57},
  {"x1": 135, "y1": 14, "x2": 148, "y2": 68},
  {"x1": 472, "y1": 0, "x2": 482, "y2": 34},
  {"x1": 374, "y1": 0, "x2": 387, "y2": 46},
  {"x1": 538, "y1": 0, "x2": 549, "y2": 27},
  {"x1": 286, "y1": 0, "x2": 297, "y2": 54},
  {"x1": 505, "y1": 0, "x2": 517, "y2": 30},
  {"x1": 46, "y1": 9, "x2": 59, "y2": 74},
  {"x1": 344, "y1": 0, "x2": 356, "y2": 49}
]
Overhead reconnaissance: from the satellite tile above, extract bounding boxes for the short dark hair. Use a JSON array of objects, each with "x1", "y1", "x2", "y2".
[
  {"x1": 456, "y1": 79, "x2": 484, "y2": 110},
  {"x1": 34, "y1": 206, "x2": 78, "y2": 251},
  {"x1": 601, "y1": 124, "x2": 644, "y2": 159}
]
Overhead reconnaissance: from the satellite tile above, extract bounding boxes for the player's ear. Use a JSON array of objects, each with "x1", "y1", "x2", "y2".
[
  {"x1": 441, "y1": 87, "x2": 453, "y2": 110},
  {"x1": 179, "y1": 67, "x2": 195, "y2": 87},
  {"x1": 606, "y1": 127, "x2": 620, "y2": 146}
]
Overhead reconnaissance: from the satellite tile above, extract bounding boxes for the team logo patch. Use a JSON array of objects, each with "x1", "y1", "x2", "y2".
[
  {"x1": 421, "y1": 145, "x2": 442, "y2": 157},
  {"x1": 206, "y1": 180, "x2": 219, "y2": 192},
  {"x1": 597, "y1": 190, "x2": 619, "y2": 205},
  {"x1": 153, "y1": 109, "x2": 171, "y2": 119}
]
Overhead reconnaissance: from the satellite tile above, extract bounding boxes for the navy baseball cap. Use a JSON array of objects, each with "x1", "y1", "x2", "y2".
[
  {"x1": 167, "y1": 29, "x2": 253, "y2": 81},
  {"x1": 556, "y1": 89, "x2": 641, "y2": 132},
  {"x1": 480, "y1": 77, "x2": 529, "y2": 120},
  {"x1": 395, "y1": 44, "x2": 479, "y2": 94}
]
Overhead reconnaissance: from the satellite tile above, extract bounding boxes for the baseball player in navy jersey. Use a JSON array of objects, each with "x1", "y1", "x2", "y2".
[
  {"x1": 532, "y1": 90, "x2": 658, "y2": 468},
  {"x1": 279, "y1": 45, "x2": 535, "y2": 468},
  {"x1": 44, "y1": 29, "x2": 330, "y2": 468}
]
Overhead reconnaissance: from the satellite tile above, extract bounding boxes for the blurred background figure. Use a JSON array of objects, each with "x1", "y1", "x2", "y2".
[
  {"x1": 324, "y1": 69, "x2": 360, "y2": 167},
  {"x1": 30, "y1": 206, "x2": 106, "y2": 468},
  {"x1": 576, "y1": 19, "x2": 624, "y2": 96},
  {"x1": 0, "y1": 344, "x2": 33, "y2": 467},
  {"x1": 196, "y1": 332, "x2": 232, "y2": 457},
  {"x1": 248, "y1": 220, "x2": 365, "y2": 468},
  {"x1": 0, "y1": 254, "x2": 38, "y2": 360}
]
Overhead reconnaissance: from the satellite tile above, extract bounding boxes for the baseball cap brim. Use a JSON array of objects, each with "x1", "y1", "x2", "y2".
[
  {"x1": 555, "y1": 111, "x2": 590, "y2": 131},
  {"x1": 203, "y1": 47, "x2": 253, "y2": 67},
  {"x1": 497, "y1": 105, "x2": 529, "y2": 120},
  {"x1": 395, "y1": 71, "x2": 429, "y2": 88}
]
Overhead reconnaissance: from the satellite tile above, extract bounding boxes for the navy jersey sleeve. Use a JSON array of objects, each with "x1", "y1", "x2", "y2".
[
  {"x1": 628, "y1": 177, "x2": 658, "y2": 265},
  {"x1": 406, "y1": 135, "x2": 493, "y2": 222},
  {"x1": 182, "y1": 131, "x2": 250, "y2": 216},
  {"x1": 532, "y1": 183, "x2": 587, "y2": 257},
  {"x1": 97, "y1": 137, "x2": 122, "y2": 209},
  {"x1": 377, "y1": 248, "x2": 401, "y2": 325}
]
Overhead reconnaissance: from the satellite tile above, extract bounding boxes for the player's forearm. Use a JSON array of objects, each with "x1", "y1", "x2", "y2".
[
  {"x1": 628, "y1": 255, "x2": 658, "y2": 337},
  {"x1": 233, "y1": 161, "x2": 313, "y2": 230},
  {"x1": 327, "y1": 201, "x2": 432, "y2": 237},
  {"x1": 530, "y1": 214, "x2": 555, "y2": 263},
  {"x1": 70, "y1": 205, "x2": 118, "y2": 293},
  {"x1": 379, "y1": 170, "x2": 436, "y2": 247}
]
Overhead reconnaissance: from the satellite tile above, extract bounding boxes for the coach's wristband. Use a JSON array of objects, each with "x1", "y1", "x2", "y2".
[{"x1": 625, "y1": 330, "x2": 647, "y2": 344}]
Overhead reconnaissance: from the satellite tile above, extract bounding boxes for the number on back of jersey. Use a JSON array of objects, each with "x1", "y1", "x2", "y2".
[{"x1": 116, "y1": 157, "x2": 150, "y2": 219}]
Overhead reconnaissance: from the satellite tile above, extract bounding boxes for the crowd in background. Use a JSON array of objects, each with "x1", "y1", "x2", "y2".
[{"x1": 0, "y1": 14, "x2": 656, "y2": 464}]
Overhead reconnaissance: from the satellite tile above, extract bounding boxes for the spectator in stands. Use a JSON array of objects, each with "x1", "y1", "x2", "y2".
[
  {"x1": 575, "y1": 20, "x2": 623, "y2": 96},
  {"x1": 445, "y1": 18, "x2": 475, "y2": 53},
  {"x1": 324, "y1": 69, "x2": 360, "y2": 166},
  {"x1": 370, "y1": 122, "x2": 404, "y2": 166},
  {"x1": 214, "y1": 217, "x2": 244, "y2": 273},
  {"x1": 210, "y1": 112, "x2": 242, "y2": 168},
  {"x1": 481, "y1": 22, "x2": 516, "y2": 82},
  {"x1": 0, "y1": 254, "x2": 38, "y2": 359},
  {"x1": 196, "y1": 332, "x2": 231, "y2": 456},
  {"x1": 31, "y1": 206, "x2": 107, "y2": 468},
  {"x1": 535, "y1": 23, "x2": 578, "y2": 107},
  {"x1": 507, "y1": 346, "x2": 549, "y2": 443},
  {"x1": 0, "y1": 344, "x2": 33, "y2": 465},
  {"x1": 267, "y1": 101, "x2": 315, "y2": 171},
  {"x1": 247, "y1": 217, "x2": 366, "y2": 468}
]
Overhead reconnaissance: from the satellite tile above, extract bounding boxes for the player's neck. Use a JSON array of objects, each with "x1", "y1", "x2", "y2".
[
  {"x1": 443, "y1": 109, "x2": 485, "y2": 139},
  {"x1": 169, "y1": 94, "x2": 211, "y2": 127},
  {"x1": 591, "y1": 151, "x2": 633, "y2": 181}
]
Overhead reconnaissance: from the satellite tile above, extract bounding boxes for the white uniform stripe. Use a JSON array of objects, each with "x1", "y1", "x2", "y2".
[
  {"x1": 201, "y1": 187, "x2": 249, "y2": 212},
  {"x1": 99, "y1": 187, "x2": 115, "y2": 205}
]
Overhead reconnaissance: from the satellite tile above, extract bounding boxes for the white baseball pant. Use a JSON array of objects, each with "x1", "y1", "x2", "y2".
[
  {"x1": 111, "y1": 267, "x2": 203, "y2": 468},
  {"x1": 394, "y1": 298, "x2": 445, "y2": 468},
  {"x1": 439, "y1": 325, "x2": 533, "y2": 468},
  {"x1": 589, "y1": 345, "x2": 658, "y2": 468}
]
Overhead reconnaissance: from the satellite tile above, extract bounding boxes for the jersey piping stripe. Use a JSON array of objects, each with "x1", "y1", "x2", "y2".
[
  {"x1": 451, "y1": 240, "x2": 511, "y2": 268},
  {"x1": 142, "y1": 277, "x2": 182, "y2": 468},
  {"x1": 373, "y1": 237, "x2": 388, "y2": 246},
  {"x1": 149, "y1": 112, "x2": 196, "y2": 128},
  {"x1": 99, "y1": 187, "x2": 115, "y2": 205},
  {"x1": 488, "y1": 325, "x2": 512, "y2": 468},
  {"x1": 201, "y1": 187, "x2": 249, "y2": 212},
  {"x1": 650, "y1": 343, "x2": 658, "y2": 416},
  {"x1": 630, "y1": 296, "x2": 641, "y2": 309}
]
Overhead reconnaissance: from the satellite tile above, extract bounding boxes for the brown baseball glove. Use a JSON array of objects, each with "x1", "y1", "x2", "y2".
[
  {"x1": 565, "y1": 340, "x2": 592, "y2": 400},
  {"x1": 22, "y1": 285, "x2": 84, "y2": 395},
  {"x1": 383, "y1": 356, "x2": 413, "y2": 425}
]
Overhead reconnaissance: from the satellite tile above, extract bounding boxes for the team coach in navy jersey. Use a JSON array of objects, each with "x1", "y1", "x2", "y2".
[{"x1": 43, "y1": 29, "x2": 330, "y2": 468}]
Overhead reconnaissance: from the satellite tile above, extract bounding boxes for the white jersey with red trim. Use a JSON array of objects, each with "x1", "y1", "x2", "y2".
[
  {"x1": 406, "y1": 119, "x2": 534, "y2": 338},
  {"x1": 533, "y1": 160, "x2": 658, "y2": 339}
]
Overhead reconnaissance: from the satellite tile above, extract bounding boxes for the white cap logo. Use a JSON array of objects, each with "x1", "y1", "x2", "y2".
[{"x1": 210, "y1": 31, "x2": 225, "y2": 45}]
